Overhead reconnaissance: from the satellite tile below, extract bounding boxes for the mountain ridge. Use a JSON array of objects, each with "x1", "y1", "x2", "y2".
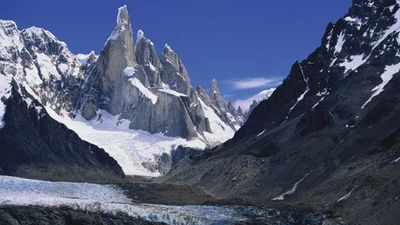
[{"x1": 164, "y1": 1, "x2": 400, "y2": 224}]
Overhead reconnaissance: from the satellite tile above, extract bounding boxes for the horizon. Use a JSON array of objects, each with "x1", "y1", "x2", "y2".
[{"x1": 1, "y1": 0, "x2": 351, "y2": 110}]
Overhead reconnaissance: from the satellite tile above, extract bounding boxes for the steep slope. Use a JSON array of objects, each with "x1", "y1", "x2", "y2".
[
  {"x1": 165, "y1": 1, "x2": 400, "y2": 224},
  {"x1": 0, "y1": 82, "x2": 124, "y2": 181}
]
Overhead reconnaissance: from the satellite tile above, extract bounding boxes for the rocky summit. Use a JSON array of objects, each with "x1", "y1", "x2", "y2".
[{"x1": 79, "y1": 5, "x2": 243, "y2": 140}]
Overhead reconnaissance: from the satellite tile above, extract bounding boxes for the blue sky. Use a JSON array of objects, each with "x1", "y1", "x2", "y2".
[{"x1": 1, "y1": 0, "x2": 351, "y2": 109}]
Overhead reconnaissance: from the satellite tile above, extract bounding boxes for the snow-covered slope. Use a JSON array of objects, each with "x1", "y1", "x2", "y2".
[{"x1": 45, "y1": 107, "x2": 206, "y2": 177}]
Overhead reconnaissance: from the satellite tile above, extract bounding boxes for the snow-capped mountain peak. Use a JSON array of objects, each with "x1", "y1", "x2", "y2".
[{"x1": 0, "y1": 6, "x2": 245, "y2": 176}]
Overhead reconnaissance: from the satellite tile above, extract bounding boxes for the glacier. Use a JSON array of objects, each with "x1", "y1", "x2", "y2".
[{"x1": 0, "y1": 175, "x2": 268, "y2": 225}]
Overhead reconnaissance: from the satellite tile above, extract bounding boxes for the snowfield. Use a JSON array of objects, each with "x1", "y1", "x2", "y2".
[
  {"x1": 0, "y1": 175, "x2": 266, "y2": 225},
  {"x1": 44, "y1": 106, "x2": 207, "y2": 177},
  {"x1": 20, "y1": 83, "x2": 207, "y2": 177}
]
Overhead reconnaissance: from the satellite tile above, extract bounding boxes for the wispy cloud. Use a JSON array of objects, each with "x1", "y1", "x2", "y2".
[
  {"x1": 232, "y1": 77, "x2": 275, "y2": 90},
  {"x1": 233, "y1": 88, "x2": 275, "y2": 111}
]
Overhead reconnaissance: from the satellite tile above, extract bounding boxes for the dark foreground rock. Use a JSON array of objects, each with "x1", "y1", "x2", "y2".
[{"x1": 0, "y1": 205, "x2": 164, "y2": 225}]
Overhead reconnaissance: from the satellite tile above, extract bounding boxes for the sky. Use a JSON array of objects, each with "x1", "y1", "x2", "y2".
[{"x1": 1, "y1": 0, "x2": 351, "y2": 110}]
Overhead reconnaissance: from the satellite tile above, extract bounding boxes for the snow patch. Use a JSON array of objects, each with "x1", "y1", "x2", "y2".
[
  {"x1": 256, "y1": 129, "x2": 266, "y2": 137},
  {"x1": 159, "y1": 89, "x2": 187, "y2": 97},
  {"x1": 147, "y1": 62, "x2": 157, "y2": 72},
  {"x1": 272, "y1": 173, "x2": 310, "y2": 201},
  {"x1": 361, "y1": 63, "x2": 400, "y2": 108},
  {"x1": 164, "y1": 43, "x2": 173, "y2": 52},
  {"x1": 337, "y1": 188, "x2": 355, "y2": 202},
  {"x1": 288, "y1": 64, "x2": 309, "y2": 115},
  {"x1": 137, "y1": 29, "x2": 144, "y2": 43},
  {"x1": 123, "y1": 66, "x2": 136, "y2": 77},
  {"x1": 129, "y1": 78, "x2": 158, "y2": 104},
  {"x1": 312, "y1": 89, "x2": 329, "y2": 109},
  {"x1": 339, "y1": 54, "x2": 367, "y2": 74},
  {"x1": 344, "y1": 16, "x2": 363, "y2": 29},
  {"x1": 334, "y1": 32, "x2": 345, "y2": 55}
]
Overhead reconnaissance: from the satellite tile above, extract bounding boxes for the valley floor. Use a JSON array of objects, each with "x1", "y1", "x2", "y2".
[{"x1": 0, "y1": 175, "x2": 338, "y2": 225}]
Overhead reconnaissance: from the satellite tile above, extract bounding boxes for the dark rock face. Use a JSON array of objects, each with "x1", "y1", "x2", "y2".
[
  {"x1": 165, "y1": 1, "x2": 400, "y2": 224},
  {"x1": 0, "y1": 83, "x2": 124, "y2": 182},
  {"x1": 0, "y1": 206, "x2": 162, "y2": 225}
]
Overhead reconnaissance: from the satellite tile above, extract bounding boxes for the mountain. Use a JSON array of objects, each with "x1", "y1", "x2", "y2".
[
  {"x1": 79, "y1": 6, "x2": 242, "y2": 141},
  {"x1": 0, "y1": 20, "x2": 124, "y2": 181},
  {"x1": 0, "y1": 6, "x2": 244, "y2": 177},
  {"x1": 165, "y1": 0, "x2": 400, "y2": 224}
]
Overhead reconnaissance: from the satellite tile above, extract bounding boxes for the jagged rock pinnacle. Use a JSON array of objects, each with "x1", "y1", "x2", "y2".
[
  {"x1": 117, "y1": 5, "x2": 130, "y2": 28},
  {"x1": 137, "y1": 29, "x2": 144, "y2": 43},
  {"x1": 211, "y1": 79, "x2": 220, "y2": 95}
]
